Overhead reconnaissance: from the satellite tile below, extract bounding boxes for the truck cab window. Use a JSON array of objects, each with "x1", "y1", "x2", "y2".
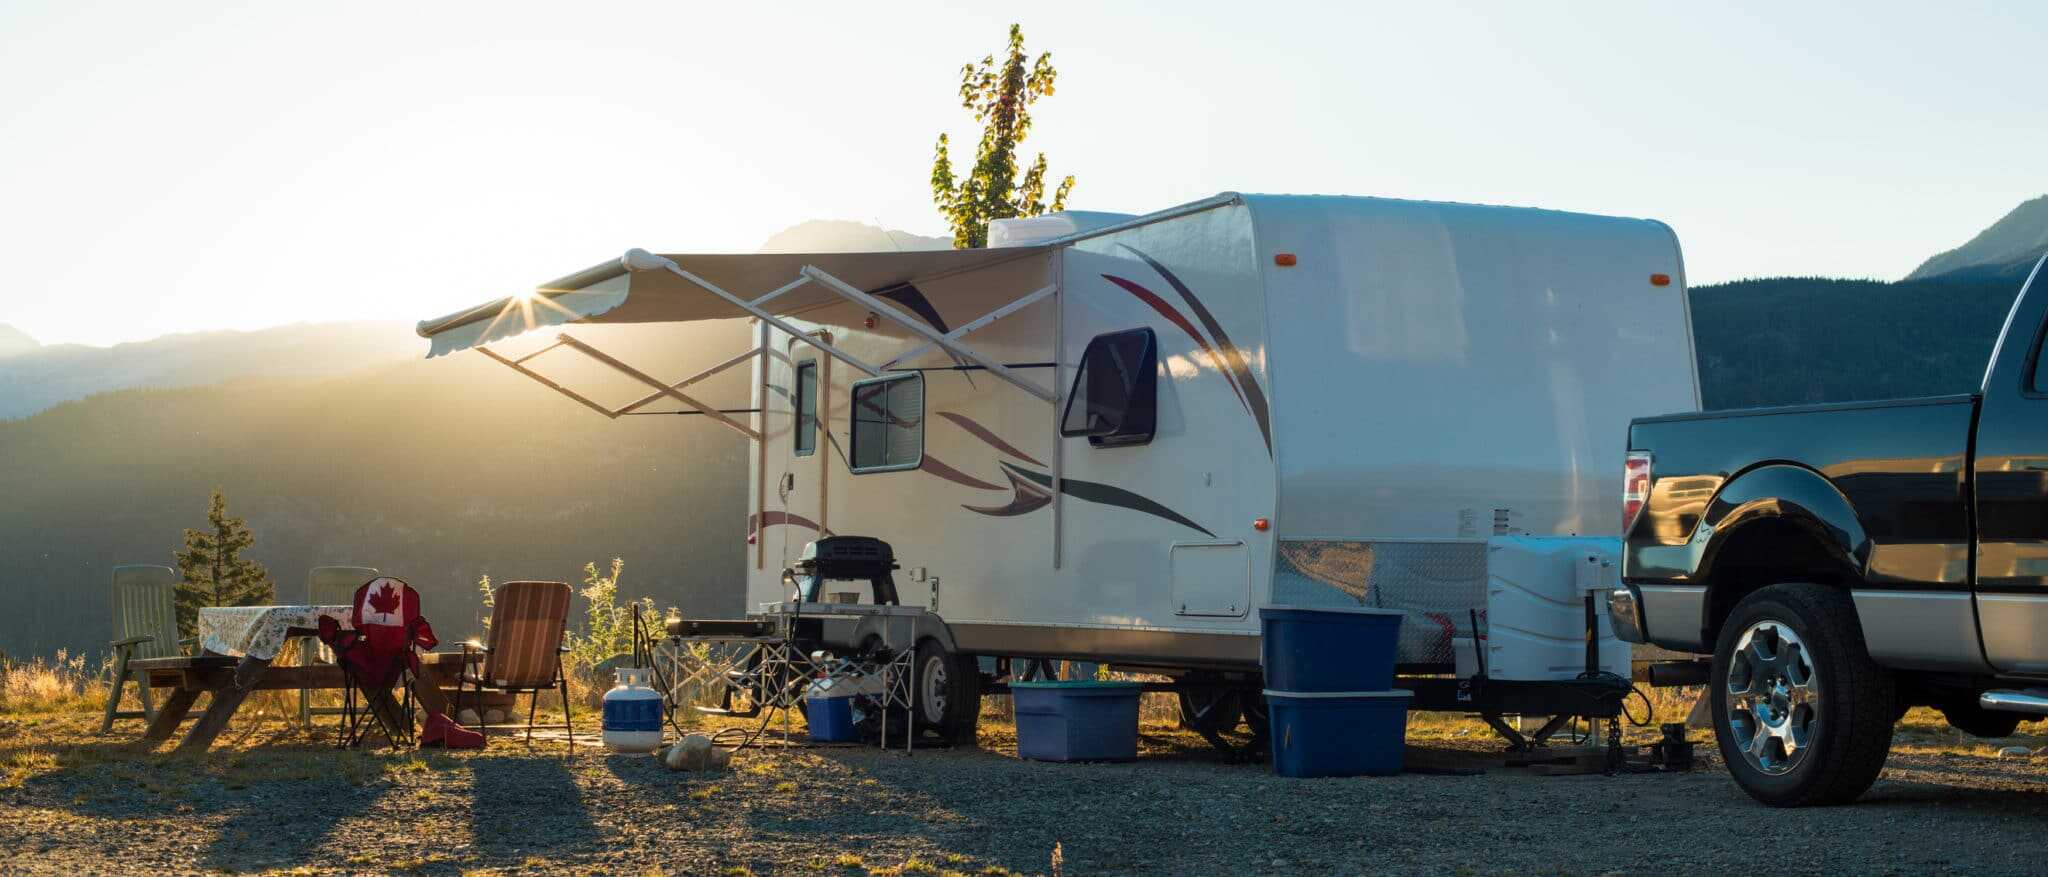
[
  {"x1": 1061, "y1": 328, "x2": 1157, "y2": 447},
  {"x1": 849, "y1": 373, "x2": 923, "y2": 472},
  {"x1": 793, "y1": 361, "x2": 818, "y2": 456}
]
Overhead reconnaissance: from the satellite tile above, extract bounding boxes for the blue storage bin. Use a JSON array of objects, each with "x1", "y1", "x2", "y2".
[
  {"x1": 804, "y1": 694, "x2": 858, "y2": 743},
  {"x1": 1010, "y1": 681, "x2": 1142, "y2": 762},
  {"x1": 1266, "y1": 689, "x2": 1411, "y2": 777},
  {"x1": 1260, "y1": 605, "x2": 1405, "y2": 692}
]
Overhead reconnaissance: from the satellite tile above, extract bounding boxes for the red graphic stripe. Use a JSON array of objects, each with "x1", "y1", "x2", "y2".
[{"x1": 1101, "y1": 274, "x2": 1251, "y2": 414}]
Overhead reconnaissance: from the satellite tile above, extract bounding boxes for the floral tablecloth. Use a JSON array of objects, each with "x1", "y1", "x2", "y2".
[{"x1": 197, "y1": 605, "x2": 354, "y2": 660}]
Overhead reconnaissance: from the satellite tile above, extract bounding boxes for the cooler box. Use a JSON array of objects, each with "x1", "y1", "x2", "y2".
[
  {"x1": 1010, "y1": 681, "x2": 1142, "y2": 762},
  {"x1": 1260, "y1": 605, "x2": 1405, "y2": 692},
  {"x1": 804, "y1": 682, "x2": 859, "y2": 743},
  {"x1": 1266, "y1": 689, "x2": 1411, "y2": 777}
]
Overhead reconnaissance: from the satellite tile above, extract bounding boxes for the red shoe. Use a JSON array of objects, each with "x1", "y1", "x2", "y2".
[{"x1": 420, "y1": 711, "x2": 484, "y2": 750}]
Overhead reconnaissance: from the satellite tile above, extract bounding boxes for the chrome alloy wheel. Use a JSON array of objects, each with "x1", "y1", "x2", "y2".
[
  {"x1": 920, "y1": 653, "x2": 949, "y2": 722},
  {"x1": 1725, "y1": 620, "x2": 1820, "y2": 776}
]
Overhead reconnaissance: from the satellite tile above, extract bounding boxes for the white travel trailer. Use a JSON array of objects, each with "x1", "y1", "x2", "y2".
[{"x1": 418, "y1": 192, "x2": 1699, "y2": 740}]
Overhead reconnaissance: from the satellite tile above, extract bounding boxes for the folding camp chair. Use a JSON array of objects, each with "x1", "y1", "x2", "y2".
[
  {"x1": 298, "y1": 566, "x2": 378, "y2": 727},
  {"x1": 101, "y1": 565, "x2": 194, "y2": 733},
  {"x1": 457, "y1": 581, "x2": 575, "y2": 751},
  {"x1": 317, "y1": 576, "x2": 437, "y2": 748}
]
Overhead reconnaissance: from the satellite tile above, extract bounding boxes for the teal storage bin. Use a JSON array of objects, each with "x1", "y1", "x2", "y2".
[{"x1": 1010, "y1": 681, "x2": 1142, "y2": 762}]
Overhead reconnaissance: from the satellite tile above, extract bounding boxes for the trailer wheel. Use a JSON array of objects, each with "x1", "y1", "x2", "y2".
[
  {"x1": 1176, "y1": 689, "x2": 1244, "y2": 733},
  {"x1": 914, "y1": 639, "x2": 981, "y2": 743},
  {"x1": 1710, "y1": 583, "x2": 1896, "y2": 806}
]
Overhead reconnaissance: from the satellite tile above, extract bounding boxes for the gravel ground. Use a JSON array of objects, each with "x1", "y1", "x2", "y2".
[{"x1": 3, "y1": 709, "x2": 2047, "y2": 876}]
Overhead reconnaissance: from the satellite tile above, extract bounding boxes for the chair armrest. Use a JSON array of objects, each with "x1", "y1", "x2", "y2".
[
  {"x1": 177, "y1": 636, "x2": 199, "y2": 655},
  {"x1": 107, "y1": 636, "x2": 152, "y2": 649},
  {"x1": 559, "y1": 644, "x2": 573, "y2": 653},
  {"x1": 462, "y1": 639, "x2": 490, "y2": 653}
]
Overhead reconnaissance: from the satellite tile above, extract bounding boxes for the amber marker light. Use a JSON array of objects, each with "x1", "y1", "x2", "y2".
[
  {"x1": 1650, "y1": 273, "x2": 1672, "y2": 287},
  {"x1": 1253, "y1": 518, "x2": 1271, "y2": 531},
  {"x1": 1273, "y1": 253, "x2": 1297, "y2": 267}
]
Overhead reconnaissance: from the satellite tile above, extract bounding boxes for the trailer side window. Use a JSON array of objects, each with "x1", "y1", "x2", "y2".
[
  {"x1": 793, "y1": 361, "x2": 818, "y2": 456},
  {"x1": 849, "y1": 373, "x2": 923, "y2": 472},
  {"x1": 1061, "y1": 328, "x2": 1157, "y2": 447}
]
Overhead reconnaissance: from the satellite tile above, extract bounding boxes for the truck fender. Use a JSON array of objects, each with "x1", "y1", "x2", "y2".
[{"x1": 1696, "y1": 463, "x2": 1871, "y2": 583}]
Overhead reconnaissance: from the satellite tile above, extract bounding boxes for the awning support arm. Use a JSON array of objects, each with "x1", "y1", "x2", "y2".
[
  {"x1": 800, "y1": 266, "x2": 1057, "y2": 403},
  {"x1": 475, "y1": 344, "x2": 619, "y2": 420},
  {"x1": 554, "y1": 334, "x2": 760, "y2": 439},
  {"x1": 640, "y1": 256, "x2": 884, "y2": 378},
  {"x1": 881, "y1": 283, "x2": 1057, "y2": 370},
  {"x1": 614, "y1": 345, "x2": 761, "y2": 416}
]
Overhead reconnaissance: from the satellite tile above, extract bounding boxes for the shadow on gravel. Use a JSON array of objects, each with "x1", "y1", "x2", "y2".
[
  {"x1": 1860, "y1": 779, "x2": 2048, "y2": 811},
  {"x1": 470, "y1": 755, "x2": 597, "y2": 857}
]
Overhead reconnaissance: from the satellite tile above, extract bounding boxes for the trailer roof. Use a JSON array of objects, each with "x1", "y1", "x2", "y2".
[{"x1": 415, "y1": 246, "x2": 1050, "y2": 358}]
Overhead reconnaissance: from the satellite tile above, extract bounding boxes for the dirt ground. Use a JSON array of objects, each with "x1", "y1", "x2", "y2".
[{"x1": 2, "y1": 701, "x2": 2046, "y2": 876}]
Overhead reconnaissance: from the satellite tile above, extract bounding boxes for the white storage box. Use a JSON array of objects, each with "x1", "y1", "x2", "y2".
[{"x1": 1483, "y1": 537, "x2": 1631, "y2": 681}]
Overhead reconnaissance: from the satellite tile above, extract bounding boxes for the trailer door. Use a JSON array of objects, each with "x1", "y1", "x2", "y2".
[{"x1": 776, "y1": 339, "x2": 829, "y2": 578}]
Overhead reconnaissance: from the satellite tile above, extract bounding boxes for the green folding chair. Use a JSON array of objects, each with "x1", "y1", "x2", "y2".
[
  {"x1": 299, "y1": 566, "x2": 378, "y2": 727},
  {"x1": 101, "y1": 565, "x2": 193, "y2": 733}
]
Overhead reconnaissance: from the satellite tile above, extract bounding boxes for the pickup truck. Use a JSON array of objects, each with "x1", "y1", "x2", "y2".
[{"x1": 1614, "y1": 256, "x2": 2048, "y2": 806}]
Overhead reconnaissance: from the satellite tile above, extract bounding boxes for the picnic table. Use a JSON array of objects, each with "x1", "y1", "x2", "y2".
[{"x1": 129, "y1": 605, "x2": 474, "y2": 753}]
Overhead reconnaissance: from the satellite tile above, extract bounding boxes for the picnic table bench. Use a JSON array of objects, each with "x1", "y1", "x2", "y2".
[{"x1": 131, "y1": 651, "x2": 476, "y2": 753}]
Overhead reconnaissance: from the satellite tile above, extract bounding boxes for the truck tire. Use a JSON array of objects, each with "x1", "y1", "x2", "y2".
[
  {"x1": 914, "y1": 639, "x2": 980, "y2": 744},
  {"x1": 1710, "y1": 583, "x2": 1896, "y2": 806}
]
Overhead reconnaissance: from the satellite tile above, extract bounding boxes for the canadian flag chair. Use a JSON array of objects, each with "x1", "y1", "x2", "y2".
[
  {"x1": 458, "y1": 580, "x2": 575, "y2": 751},
  {"x1": 316, "y1": 576, "x2": 438, "y2": 747}
]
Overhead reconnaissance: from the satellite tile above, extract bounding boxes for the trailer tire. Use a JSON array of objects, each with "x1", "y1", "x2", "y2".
[
  {"x1": 914, "y1": 639, "x2": 980, "y2": 744},
  {"x1": 1710, "y1": 583, "x2": 1896, "y2": 807},
  {"x1": 1176, "y1": 689, "x2": 1244, "y2": 733}
]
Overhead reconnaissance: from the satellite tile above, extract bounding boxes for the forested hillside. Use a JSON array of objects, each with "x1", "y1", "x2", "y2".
[{"x1": 0, "y1": 324, "x2": 751, "y2": 658}]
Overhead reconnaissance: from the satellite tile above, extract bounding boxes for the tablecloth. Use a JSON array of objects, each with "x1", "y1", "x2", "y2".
[{"x1": 197, "y1": 605, "x2": 354, "y2": 660}]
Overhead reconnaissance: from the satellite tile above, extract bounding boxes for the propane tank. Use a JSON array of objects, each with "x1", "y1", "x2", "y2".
[{"x1": 602, "y1": 666, "x2": 664, "y2": 753}]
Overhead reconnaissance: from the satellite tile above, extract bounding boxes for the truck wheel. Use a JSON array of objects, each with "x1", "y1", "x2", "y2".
[
  {"x1": 914, "y1": 639, "x2": 980, "y2": 743},
  {"x1": 1711, "y1": 583, "x2": 1896, "y2": 806}
]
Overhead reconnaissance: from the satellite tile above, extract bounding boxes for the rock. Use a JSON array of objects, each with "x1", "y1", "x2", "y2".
[
  {"x1": 484, "y1": 709, "x2": 507, "y2": 724},
  {"x1": 662, "y1": 734, "x2": 721, "y2": 771},
  {"x1": 456, "y1": 709, "x2": 481, "y2": 726},
  {"x1": 1997, "y1": 745, "x2": 2032, "y2": 758}
]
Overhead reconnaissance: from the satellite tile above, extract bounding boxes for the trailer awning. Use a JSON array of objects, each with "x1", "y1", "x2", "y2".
[{"x1": 416, "y1": 246, "x2": 1050, "y2": 359}]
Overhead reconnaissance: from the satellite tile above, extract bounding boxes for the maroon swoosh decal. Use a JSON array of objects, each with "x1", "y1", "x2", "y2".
[
  {"x1": 919, "y1": 454, "x2": 1006, "y2": 492},
  {"x1": 747, "y1": 510, "x2": 822, "y2": 535},
  {"x1": 1101, "y1": 274, "x2": 1251, "y2": 417},
  {"x1": 1120, "y1": 245, "x2": 1273, "y2": 455},
  {"x1": 963, "y1": 469, "x2": 1052, "y2": 517},
  {"x1": 935, "y1": 411, "x2": 1045, "y2": 467}
]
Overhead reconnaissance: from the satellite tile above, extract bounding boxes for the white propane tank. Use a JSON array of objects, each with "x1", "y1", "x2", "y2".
[
  {"x1": 1483, "y1": 537, "x2": 1632, "y2": 681},
  {"x1": 601, "y1": 666, "x2": 664, "y2": 753}
]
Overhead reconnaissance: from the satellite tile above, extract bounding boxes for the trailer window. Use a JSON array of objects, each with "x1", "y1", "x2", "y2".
[
  {"x1": 1061, "y1": 328, "x2": 1157, "y2": 447},
  {"x1": 849, "y1": 373, "x2": 923, "y2": 472},
  {"x1": 793, "y1": 361, "x2": 818, "y2": 457}
]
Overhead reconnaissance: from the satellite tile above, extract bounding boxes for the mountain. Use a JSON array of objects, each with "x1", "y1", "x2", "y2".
[
  {"x1": 0, "y1": 321, "x2": 419, "y2": 420},
  {"x1": 0, "y1": 321, "x2": 751, "y2": 660},
  {"x1": 1906, "y1": 195, "x2": 2048, "y2": 282},
  {"x1": 0, "y1": 324, "x2": 38, "y2": 358},
  {"x1": 758, "y1": 220, "x2": 949, "y2": 253}
]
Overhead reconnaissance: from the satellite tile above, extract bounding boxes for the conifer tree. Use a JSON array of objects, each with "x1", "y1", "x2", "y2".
[{"x1": 172, "y1": 488, "x2": 275, "y2": 637}]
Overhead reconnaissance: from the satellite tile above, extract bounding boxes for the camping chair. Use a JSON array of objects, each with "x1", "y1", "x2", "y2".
[
  {"x1": 457, "y1": 580, "x2": 575, "y2": 751},
  {"x1": 316, "y1": 576, "x2": 437, "y2": 748},
  {"x1": 101, "y1": 565, "x2": 194, "y2": 733},
  {"x1": 299, "y1": 566, "x2": 378, "y2": 727}
]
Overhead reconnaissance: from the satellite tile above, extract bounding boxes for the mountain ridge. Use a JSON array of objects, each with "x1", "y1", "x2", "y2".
[{"x1": 1906, "y1": 195, "x2": 2048, "y2": 282}]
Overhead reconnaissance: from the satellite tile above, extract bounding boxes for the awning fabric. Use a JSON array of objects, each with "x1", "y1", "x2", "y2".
[{"x1": 416, "y1": 247, "x2": 1050, "y2": 358}]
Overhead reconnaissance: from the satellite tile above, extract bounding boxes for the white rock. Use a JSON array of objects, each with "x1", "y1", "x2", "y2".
[
  {"x1": 662, "y1": 733, "x2": 721, "y2": 771},
  {"x1": 1997, "y1": 745, "x2": 2032, "y2": 758},
  {"x1": 456, "y1": 709, "x2": 481, "y2": 726},
  {"x1": 484, "y1": 708, "x2": 507, "y2": 724}
]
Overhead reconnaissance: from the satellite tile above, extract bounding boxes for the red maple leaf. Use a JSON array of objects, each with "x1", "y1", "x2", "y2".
[{"x1": 366, "y1": 582, "x2": 401, "y2": 616}]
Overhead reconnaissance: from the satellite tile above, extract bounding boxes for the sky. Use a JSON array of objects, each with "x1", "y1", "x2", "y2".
[{"x1": 1, "y1": 1, "x2": 2044, "y2": 347}]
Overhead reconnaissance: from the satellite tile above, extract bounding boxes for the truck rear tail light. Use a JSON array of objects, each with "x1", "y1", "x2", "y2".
[{"x1": 1623, "y1": 452, "x2": 1653, "y2": 532}]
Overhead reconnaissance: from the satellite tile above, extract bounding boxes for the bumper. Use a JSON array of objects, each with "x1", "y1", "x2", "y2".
[{"x1": 1607, "y1": 584, "x2": 1648, "y2": 644}]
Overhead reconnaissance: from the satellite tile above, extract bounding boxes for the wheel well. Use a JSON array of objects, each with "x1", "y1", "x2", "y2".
[{"x1": 1703, "y1": 518, "x2": 1857, "y2": 647}]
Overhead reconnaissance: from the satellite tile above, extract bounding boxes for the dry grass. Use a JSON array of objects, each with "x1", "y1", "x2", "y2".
[{"x1": 0, "y1": 650, "x2": 108, "y2": 715}]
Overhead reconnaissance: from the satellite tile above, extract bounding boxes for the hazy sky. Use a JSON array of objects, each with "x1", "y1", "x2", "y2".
[{"x1": 2, "y1": 1, "x2": 2043, "y2": 346}]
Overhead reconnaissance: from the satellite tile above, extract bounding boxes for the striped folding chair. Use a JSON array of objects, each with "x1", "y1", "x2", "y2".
[
  {"x1": 299, "y1": 566, "x2": 378, "y2": 727},
  {"x1": 457, "y1": 581, "x2": 575, "y2": 750},
  {"x1": 102, "y1": 565, "x2": 192, "y2": 733}
]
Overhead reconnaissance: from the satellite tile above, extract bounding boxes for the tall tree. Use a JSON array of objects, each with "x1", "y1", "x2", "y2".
[
  {"x1": 172, "y1": 488, "x2": 275, "y2": 637},
  {"x1": 930, "y1": 23, "x2": 1076, "y2": 249}
]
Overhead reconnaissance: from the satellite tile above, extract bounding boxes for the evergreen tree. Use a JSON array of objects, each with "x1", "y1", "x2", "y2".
[
  {"x1": 930, "y1": 23, "x2": 1075, "y2": 249},
  {"x1": 172, "y1": 488, "x2": 275, "y2": 637}
]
